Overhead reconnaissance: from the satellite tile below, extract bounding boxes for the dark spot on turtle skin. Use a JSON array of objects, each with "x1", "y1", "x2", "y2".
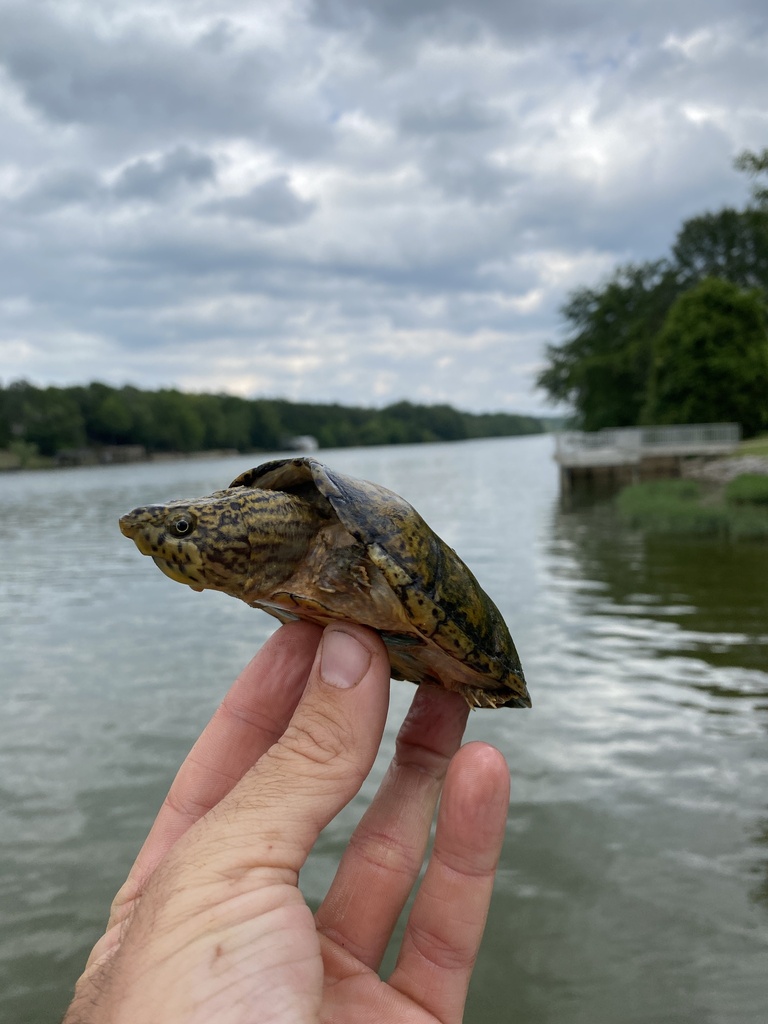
[{"x1": 216, "y1": 510, "x2": 244, "y2": 529}]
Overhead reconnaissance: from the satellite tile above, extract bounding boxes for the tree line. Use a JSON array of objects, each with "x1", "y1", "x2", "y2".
[
  {"x1": 537, "y1": 148, "x2": 768, "y2": 436},
  {"x1": 0, "y1": 380, "x2": 544, "y2": 459}
]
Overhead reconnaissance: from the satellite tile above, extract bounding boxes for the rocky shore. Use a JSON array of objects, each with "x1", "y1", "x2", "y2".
[{"x1": 682, "y1": 455, "x2": 768, "y2": 484}]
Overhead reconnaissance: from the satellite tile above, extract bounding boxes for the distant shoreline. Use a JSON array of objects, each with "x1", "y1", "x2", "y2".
[
  {"x1": 0, "y1": 381, "x2": 550, "y2": 471},
  {"x1": 0, "y1": 446, "x2": 244, "y2": 474},
  {"x1": 0, "y1": 433, "x2": 548, "y2": 475}
]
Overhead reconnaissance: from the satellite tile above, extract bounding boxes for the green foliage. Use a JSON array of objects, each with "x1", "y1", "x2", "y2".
[
  {"x1": 648, "y1": 278, "x2": 768, "y2": 436},
  {"x1": 617, "y1": 480, "x2": 728, "y2": 536},
  {"x1": 724, "y1": 473, "x2": 768, "y2": 506},
  {"x1": 728, "y1": 505, "x2": 768, "y2": 540},
  {"x1": 537, "y1": 147, "x2": 768, "y2": 433},
  {"x1": 147, "y1": 390, "x2": 206, "y2": 452},
  {"x1": 672, "y1": 207, "x2": 768, "y2": 295},
  {"x1": 617, "y1": 478, "x2": 768, "y2": 541},
  {"x1": 91, "y1": 392, "x2": 136, "y2": 444},
  {"x1": 537, "y1": 262, "x2": 677, "y2": 431},
  {"x1": 7, "y1": 440, "x2": 41, "y2": 468},
  {"x1": 0, "y1": 381, "x2": 543, "y2": 459},
  {"x1": 9, "y1": 384, "x2": 87, "y2": 456},
  {"x1": 738, "y1": 433, "x2": 768, "y2": 457},
  {"x1": 632, "y1": 479, "x2": 703, "y2": 501},
  {"x1": 734, "y1": 147, "x2": 768, "y2": 208}
]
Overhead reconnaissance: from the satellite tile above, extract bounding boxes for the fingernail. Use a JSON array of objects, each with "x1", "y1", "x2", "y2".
[{"x1": 320, "y1": 629, "x2": 371, "y2": 689}]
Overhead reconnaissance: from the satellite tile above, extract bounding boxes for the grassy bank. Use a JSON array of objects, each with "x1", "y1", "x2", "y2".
[
  {"x1": 736, "y1": 433, "x2": 768, "y2": 458},
  {"x1": 617, "y1": 475, "x2": 768, "y2": 541},
  {"x1": 0, "y1": 443, "x2": 53, "y2": 471}
]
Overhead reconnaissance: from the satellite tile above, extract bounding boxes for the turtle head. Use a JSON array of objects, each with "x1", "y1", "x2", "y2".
[
  {"x1": 119, "y1": 490, "x2": 255, "y2": 596},
  {"x1": 119, "y1": 486, "x2": 322, "y2": 600}
]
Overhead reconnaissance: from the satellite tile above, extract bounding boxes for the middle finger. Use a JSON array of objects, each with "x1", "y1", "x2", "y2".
[{"x1": 315, "y1": 683, "x2": 469, "y2": 970}]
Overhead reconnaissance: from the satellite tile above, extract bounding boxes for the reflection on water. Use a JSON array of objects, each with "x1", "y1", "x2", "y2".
[
  {"x1": 552, "y1": 498, "x2": 768, "y2": 674},
  {"x1": 1, "y1": 438, "x2": 767, "y2": 1024}
]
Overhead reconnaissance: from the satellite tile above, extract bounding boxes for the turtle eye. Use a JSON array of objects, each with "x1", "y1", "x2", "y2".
[{"x1": 167, "y1": 512, "x2": 197, "y2": 537}]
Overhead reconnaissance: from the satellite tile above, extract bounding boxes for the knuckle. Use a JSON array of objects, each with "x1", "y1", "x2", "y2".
[
  {"x1": 394, "y1": 733, "x2": 451, "y2": 781},
  {"x1": 272, "y1": 705, "x2": 353, "y2": 775},
  {"x1": 347, "y1": 825, "x2": 422, "y2": 880},
  {"x1": 163, "y1": 782, "x2": 211, "y2": 824},
  {"x1": 407, "y1": 917, "x2": 476, "y2": 972}
]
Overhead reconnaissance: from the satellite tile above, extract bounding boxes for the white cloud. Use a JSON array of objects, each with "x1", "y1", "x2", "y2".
[{"x1": 0, "y1": 0, "x2": 766, "y2": 414}]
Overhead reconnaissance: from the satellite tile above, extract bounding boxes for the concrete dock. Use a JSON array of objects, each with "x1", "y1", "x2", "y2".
[{"x1": 555, "y1": 423, "x2": 741, "y2": 491}]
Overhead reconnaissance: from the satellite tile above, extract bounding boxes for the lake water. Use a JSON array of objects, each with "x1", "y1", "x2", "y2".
[{"x1": 1, "y1": 435, "x2": 767, "y2": 1024}]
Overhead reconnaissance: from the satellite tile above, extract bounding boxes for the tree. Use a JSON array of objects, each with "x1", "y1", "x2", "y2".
[
  {"x1": 672, "y1": 207, "x2": 768, "y2": 294},
  {"x1": 536, "y1": 262, "x2": 678, "y2": 430},
  {"x1": 648, "y1": 278, "x2": 768, "y2": 436},
  {"x1": 0, "y1": 380, "x2": 541, "y2": 455},
  {"x1": 537, "y1": 149, "x2": 768, "y2": 429},
  {"x1": 735, "y1": 147, "x2": 768, "y2": 209},
  {"x1": 21, "y1": 387, "x2": 87, "y2": 455},
  {"x1": 147, "y1": 390, "x2": 205, "y2": 452},
  {"x1": 249, "y1": 400, "x2": 282, "y2": 450},
  {"x1": 91, "y1": 392, "x2": 136, "y2": 444}
]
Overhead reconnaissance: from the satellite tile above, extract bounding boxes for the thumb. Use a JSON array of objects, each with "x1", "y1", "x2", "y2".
[{"x1": 194, "y1": 623, "x2": 391, "y2": 877}]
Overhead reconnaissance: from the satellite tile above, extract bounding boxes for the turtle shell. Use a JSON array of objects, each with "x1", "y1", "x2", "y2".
[{"x1": 229, "y1": 458, "x2": 529, "y2": 709}]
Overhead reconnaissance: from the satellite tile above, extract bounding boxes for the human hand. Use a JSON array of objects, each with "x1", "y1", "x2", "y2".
[{"x1": 63, "y1": 621, "x2": 510, "y2": 1024}]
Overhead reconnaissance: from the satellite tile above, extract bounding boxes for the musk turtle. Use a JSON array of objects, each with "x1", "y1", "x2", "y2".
[{"x1": 119, "y1": 457, "x2": 530, "y2": 709}]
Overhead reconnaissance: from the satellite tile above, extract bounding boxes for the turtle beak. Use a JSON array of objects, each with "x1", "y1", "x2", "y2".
[
  {"x1": 119, "y1": 514, "x2": 156, "y2": 557},
  {"x1": 118, "y1": 512, "x2": 138, "y2": 538},
  {"x1": 119, "y1": 506, "x2": 160, "y2": 545}
]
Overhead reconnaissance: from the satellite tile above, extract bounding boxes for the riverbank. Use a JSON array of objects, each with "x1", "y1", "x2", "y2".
[
  {"x1": 682, "y1": 426, "x2": 768, "y2": 481},
  {"x1": 617, "y1": 468, "x2": 768, "y2": 541},
  {"x1": 682, "y1": 453, "x2": 768, "y2": 483},
  {"x1": 0, "y1": 446, "x2": 244, "y2": 473}
]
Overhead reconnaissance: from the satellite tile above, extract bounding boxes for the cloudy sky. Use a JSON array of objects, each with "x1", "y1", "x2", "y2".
[{"x1": 1, "y1": 0, "x2": 766, "y2": 414}]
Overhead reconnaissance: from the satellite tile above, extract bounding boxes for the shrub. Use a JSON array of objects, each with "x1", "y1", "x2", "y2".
[
  {"x1": 617, "y1": 477, "x2": 768, "y2": 540},
  {"x1": 725, "y1": 473, "x2": 768, "y2": 506},
  {"x1": 729, "y1": 506, "x2": 768, "y2": 540},
  {"x1": 617, "y1": 480, "x2": 726, "y2": 536}
]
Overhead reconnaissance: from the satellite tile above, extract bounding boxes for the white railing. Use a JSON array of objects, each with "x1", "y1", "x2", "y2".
[
  {"x1": 637, "y1": 423, "x2": 741, "y2": 451},
  {"x1": 555, "y1": 423, "x2": 741, "y2": 466},
  {"x1": 555, "y1": 428, "x2": 641, "y2": 466}
]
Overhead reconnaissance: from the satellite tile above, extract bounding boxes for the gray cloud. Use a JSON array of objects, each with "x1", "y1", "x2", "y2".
[
  {"x1": 15, "y1": 168, "x2": 106, "y2": 214},
  {"x1": 399, "y1": 94, "x2": 504, "y2": 136},
  {"x1": 11, "y1": 147, "x2": 218, "y2": 216},
  {"x1": 311, "y1": 0, "x2": 768, "y2": 41},
  {"x1": 113, "y1": 147, "x2": 218, "y2": 201},
  {"x1": 203, "y1": 174, "x2": 317, "y2": 225},
  {"x1": 0, "y1": 0, "x2": 766, "y2": 414},
  {"x1": 0, "y1": 2, "x2": 331, "y2": 156}
]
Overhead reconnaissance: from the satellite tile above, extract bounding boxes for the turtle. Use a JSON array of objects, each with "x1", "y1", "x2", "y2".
[{"x1": 118, "y1": 457, "x2": 530, "y2": 709}]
